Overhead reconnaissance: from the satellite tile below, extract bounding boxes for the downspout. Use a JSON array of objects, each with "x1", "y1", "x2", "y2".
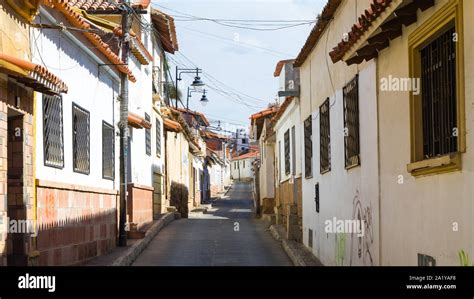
[
  {"x1": 376, "y1": 58, "x2": 383, "y2": 266},
  {"x1": 31, "y1": 91, "x2": 38, "y2": 263}
]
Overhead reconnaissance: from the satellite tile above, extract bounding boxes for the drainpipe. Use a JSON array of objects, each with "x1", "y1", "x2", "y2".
[{"x1": 375, "y1": 58, "x2": 383, "y2": 266}]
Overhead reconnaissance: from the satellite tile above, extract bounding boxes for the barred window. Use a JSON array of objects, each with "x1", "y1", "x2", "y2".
[
  {"x1": 145, "y1": 113, "x2": 151, "y2": 156},
  {"x1": 72, "y1": 103, "x2": 90, "y2": 174},
  {"x1": 320, "y1": 99, "x2": 331, "y2": 173},
  {"x1": 156, "y1": 118, "x2": 161, "y2": 157},
  {"x1": 421, "y1": 25, "x2": 457, "y2": 158},
  {"x1": 43, "y1": 95, "x2": 64, "y2": 168},
  {"x1": 304, "y1": 116, "x2": 312, "y2": 178},
  {"x1": 102, "y1": 121, "x2": 114, "y2": 180},
  {"x1": 284, "y1": 129, "x2": 290, "y2": 175},
  {"x1": 343, "y1": 75, "x2": 360, "y2": 169}
]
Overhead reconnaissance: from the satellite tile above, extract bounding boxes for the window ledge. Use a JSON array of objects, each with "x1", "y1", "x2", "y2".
[
  {"x1": 407, "y1": 153, "x2": 462, "y2": 177},
  {"x1": 320, "y1": 168, "x2": 331, "y2": 175}
]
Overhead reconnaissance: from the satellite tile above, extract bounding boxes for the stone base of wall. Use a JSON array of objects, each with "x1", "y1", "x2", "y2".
[
  {"x1": 261, "y1": 197, "x2": 275, "y2": 214},
  {"x1": 35, "y1": 180, "x2": 118, "y2": 266},
  {"x1": 127, "y1": 184, "x2": 154, "y2": 231},
  {"x1": 210, "y1": 184, "x2": 219, "y2": 198},
  {"x1": 275, "y1": 178, "x2": 302, "y2": 242}
]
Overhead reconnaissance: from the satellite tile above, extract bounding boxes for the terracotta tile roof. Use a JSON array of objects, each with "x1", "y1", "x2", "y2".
[
  {"x1": 175, "y1": 108, "x2": 210, "y2": 127},
  {"x1": 42, "y1": 0, "x2": 136, "y2": 82},
  {"x1": 294, "y1": 0, "x2": 342, "y2": 67},
  {"x1": 205, "y1": 130, "x2": 228, "y2": 140},
  {"x1": 272, "y1": 96, "x2": 295, "y2": 123},
  {"x1": 329, "y1": 0, "x2": 393, "y2": 63},
  {"x1": 0, "y1": 53, "x2": 68, "y2": 95},
  {"x1": 232, "y1": 150, "x2": 258, "y2": 161},
  {"x1": 128, "y1": 112, "x2": 151, "y2": 129},
  {"x1": 163, "y1": 117, "x2": 182, "y2": 132},
  {"x1": 250, "y1": 106, "x2": 277, "y2": 121},
  {"x1": 66, "y1": 0, "x2": 150, "y2": 12},
  {"x1": 329, "y1": 0, "x2": 435, "y2": 65},
  {"x1": 151, "y1": 8, "x2": 179, "y2": 54},
  {"x1": 274, "y1": 59, "x2": 294, "y2": 77},
  {"x1": 111, "y1": 27, "x2": 153, "y2": 65}
]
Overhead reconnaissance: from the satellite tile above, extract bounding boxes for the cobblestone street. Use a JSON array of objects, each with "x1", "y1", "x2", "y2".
[{"x1": 132, "y1": 181, "x2": 292, "y2": 266}]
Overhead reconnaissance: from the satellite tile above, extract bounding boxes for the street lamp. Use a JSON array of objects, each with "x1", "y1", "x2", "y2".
[
  {"x1": 175, "y1": 66, "x2": 205, "y2": 109},
  {"x1": 200, "y1": 89, "x2": 209, "y2": 107},
  {"x1": 192, "y1": 76, "x2": 205, "y2": 92},
  {"x1": 187, "y1": 87, "x2": 209, "y2": 110}
]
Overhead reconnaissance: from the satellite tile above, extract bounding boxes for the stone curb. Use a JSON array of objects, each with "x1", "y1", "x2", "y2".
[
  {"x1": 269, "y1": 224, "x2": 323, "y2": 267},
  {"x1": 111, "y1": 212, "x2": 179, "y2": 266}
]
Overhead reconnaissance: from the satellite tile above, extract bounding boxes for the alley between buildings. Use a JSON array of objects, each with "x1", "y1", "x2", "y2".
[{"x1": 132, "y1": 181, "x2": 292, "y2": 266}]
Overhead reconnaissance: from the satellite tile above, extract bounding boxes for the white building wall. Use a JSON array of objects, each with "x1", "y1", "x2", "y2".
[
  {"x1": 32, "y1": 18, "x2": 119, "y2": 191},
  {"x1": 128, "y1": 11, "x2": 154, "y2": 188},
  {"x1": 301, "y1": 61, "x2": 379, "y2": 266},
  {"x1": 298, "y1": 0, "x2": 380, "y2": 266},
  {"x1": 274, "y1": 99, "x2": 302, "y2": 184},
  {"x1": 258, "y1": 123, "x2": 275, "y2": 200},
  {"x1": 230, "y1": 158, "x2": 255, "y2": 180},
  {"x1": 376, "y1": 0, "x2": 474, "y2": 266}
]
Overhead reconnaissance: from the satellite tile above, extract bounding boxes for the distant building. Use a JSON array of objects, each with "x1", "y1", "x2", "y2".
[
  {"x1": 232, "y1": 128, "x2": 250, "y2": 154},
  {"x1": 230, "y1": 151, "x2": 258, "y2": 181}
]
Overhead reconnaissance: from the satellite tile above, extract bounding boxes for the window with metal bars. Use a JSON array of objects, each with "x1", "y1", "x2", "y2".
[
  {"x1": 102, "y1": 121, "x2": 114, "y2": 180},
  {"x1": 72, "y1": 103, "x2": 90, "y2": 174},
  {"x1": 284, "y1": 129, "x2": 290, "y2": 175},
  {"x1": 304, "y1": 116, "x2": 312, "y2": 178},
  {"x1": 420, "y1": 25, "x2": 457, "y2": 158},
  {"x1": 320, "y1": 98, "x2": 331, "y2": 173},
  {"x1": 43, "y1": 95, "x2": 64, "y2": 168},
  {"x1": 145, "y1": 113, "x2": 151, "y2": 156},
  {"x1": 156, "y1": 117, "x2": 161, "y2": 157},
  {"x1": 343, "y1": 75, "x2": 360, "y2": 169}
]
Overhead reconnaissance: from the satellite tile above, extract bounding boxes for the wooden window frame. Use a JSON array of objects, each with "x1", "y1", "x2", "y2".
[{"x1": 407, "y1": 0, "x2": 465, "y2": 177}]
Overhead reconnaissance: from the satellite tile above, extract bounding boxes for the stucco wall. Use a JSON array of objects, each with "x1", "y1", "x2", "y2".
[
  {"x1": 298, "y1": 0, "x2": 380, "y2": 266},
  {"x1": 274, "y1": 99, "x2": 302, "y2": 183},
  {"x1": 0, "y1": 3, "x2": 30, "y2": 60},
  {"x1": 32, "y1": 14, "x2": 119, "y2": 192},
  {"x1": 377, "y1": 0, "x2": 473, "y2": 266},
  {"x1": 128, "y1": 38, "x2": 153, "y2": 188},
  {"x1": 258, "y1": 124, "x2": 275, "y2": 201},
  {"x1": 230, "y1": 158, "x2": 255, "y2": 180},
  {"x1": 165, "y1": 131, "x2": 190, "y2": 201}
]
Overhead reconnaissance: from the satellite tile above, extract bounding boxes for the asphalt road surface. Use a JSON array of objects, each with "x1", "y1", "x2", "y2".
[{"x1": 132, "y1": 181, "x2": 292, "y2": 266}]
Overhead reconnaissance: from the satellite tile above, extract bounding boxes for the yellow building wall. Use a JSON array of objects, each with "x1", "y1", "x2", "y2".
[
  {"x1": 377, "y1": 0, "x2": 473, "y2": 265},
  {"x1": 0, "y1": 1, "x2": 32, "y2": 60}
]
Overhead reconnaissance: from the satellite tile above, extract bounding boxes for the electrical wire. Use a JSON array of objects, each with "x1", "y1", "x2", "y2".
[
  {"x1": 177, "y1": 25, "x2": 293, "y2": 58},
  {"x1": 127, "y1": 4, "x2": 268, "y2": 111},
  {"x1": 152, "y1": 2, "x2": 316, "y2": 31}
]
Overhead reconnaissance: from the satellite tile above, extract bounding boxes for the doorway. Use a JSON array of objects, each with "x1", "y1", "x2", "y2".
[{"x1": 6, "y1": 109, "x2": 27, "y2": 266}]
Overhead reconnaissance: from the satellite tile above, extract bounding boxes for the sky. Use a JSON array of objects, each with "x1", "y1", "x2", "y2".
[{"x1": 152, "y1": 0, "x2": 326, "y2": 133}]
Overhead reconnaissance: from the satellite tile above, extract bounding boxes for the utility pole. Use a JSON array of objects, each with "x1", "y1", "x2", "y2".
[{"x1": 118, "y1": 1, "x2": 132, "y2": 247}]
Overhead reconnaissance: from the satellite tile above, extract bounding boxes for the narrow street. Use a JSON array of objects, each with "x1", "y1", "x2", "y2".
[{"x1": 132, "y1": 181, "x2": 292, "y2": 266}]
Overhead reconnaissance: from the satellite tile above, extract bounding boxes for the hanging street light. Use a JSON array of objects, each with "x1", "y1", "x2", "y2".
[
  {"x1": 200, "y1": 89, "x2": 209, "y2": 107},
  {"x1": 175, "y1": 66, "x2": 206, "y2": 109}
]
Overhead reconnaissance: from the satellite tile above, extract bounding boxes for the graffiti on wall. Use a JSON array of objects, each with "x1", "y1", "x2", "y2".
[
  {"x1": 335, "y1": 233, "x2": 346, "y2": 266},
  {"x1": 349, "y1": 190, "x2": 374, "y2": 266}
]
